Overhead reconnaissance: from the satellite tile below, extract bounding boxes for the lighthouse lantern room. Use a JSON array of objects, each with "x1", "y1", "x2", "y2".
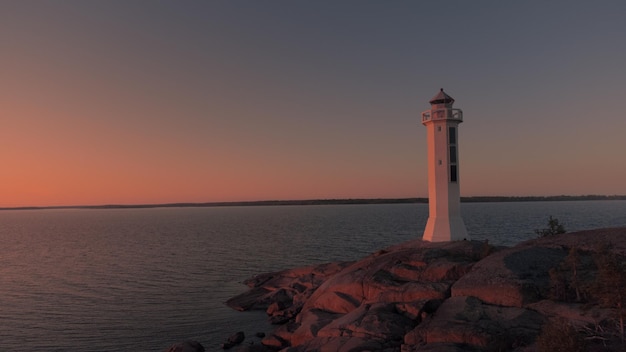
[{"x1": 421, "y1": 89, "x2": 469, "y2": 242}]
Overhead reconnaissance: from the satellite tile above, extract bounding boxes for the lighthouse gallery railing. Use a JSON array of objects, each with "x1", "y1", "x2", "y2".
[{"x1": 421, "y1": 108, "x2": 463, "y2": 123}]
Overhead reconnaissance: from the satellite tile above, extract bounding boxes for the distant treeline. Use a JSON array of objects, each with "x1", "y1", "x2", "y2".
[
  {"x1": 2, "y1": 195, "x2": 626, "y2": 211},
  {"x1": 461, "y1": 195, "x2": 626, "y2": 203}
]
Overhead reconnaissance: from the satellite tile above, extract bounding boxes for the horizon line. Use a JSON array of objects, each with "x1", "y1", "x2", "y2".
[{"x1": 1, "y1": 194, "x2": 625, "y2": 211}]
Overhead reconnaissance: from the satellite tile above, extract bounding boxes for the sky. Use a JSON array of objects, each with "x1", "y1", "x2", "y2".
[{"x1": 1, "y1": 1, "x2": 625, "y2": 207}]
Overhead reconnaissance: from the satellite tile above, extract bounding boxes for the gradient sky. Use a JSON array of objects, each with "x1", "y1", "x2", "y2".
[{"x1": 2, "y1": 1, "x2": 625, "y2": 207}]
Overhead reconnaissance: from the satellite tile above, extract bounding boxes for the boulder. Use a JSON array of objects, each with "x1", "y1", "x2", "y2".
[
  {"x1": 300, "y1": 240, "x2": 485, "y2": 316},
  {"x1": 401, "y1": 342, "x2": 481, "y2": 352},
  {"x1": 227, "y1": 228, "x2": 626, "y2": 351},
  {"x1": 262, "y1": 321, "x2": 298, "y2": 349},
  {"x1": 316, "y1": 302, "x2": 414, "y2": 339},
  {"x1": 526, "y1": 300, "x2": 615, "y2": 328},
  {"x1": 221, "y1": 331, "x2": 245, "y2": 349},
  {"x1": 452, "y1": 246, "x2": 567, "y2": 307},
  {"x1": 285, "y1": 240, "x2": 490, "y2": 350},
  {"x1": 226, "y1": 286, "x2": 274, "y2": 312},
  {"x1": 164, "y1": 340, "x2": 205, "y2": 352},
  {"x1": 452, "y1": 227, "x2": 626, "y2": 308},
  {"x1": 227, "y1": 261, "x2": 352, "y2": 313},
  {"x1": 405, "y1": 296, "x2": 544, "y2": 349},
  {"x1": 229, "y1": 345, "x2": 271, "y2": 352},
  {"x1": 283, "y1": 336, "x2": 388, "y2": 352},
  {"x1": 290, "y1": 309, "x2": 342, "y2": 347},
  {"x1": 260, "y1": 333, "x2": 287, "y2": 350},
  {"x1": 395, "y1": 298, "x2": 442, "y2": 321}
]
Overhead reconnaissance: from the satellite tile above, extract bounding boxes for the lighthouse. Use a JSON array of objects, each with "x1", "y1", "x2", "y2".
[{"x1": 421, "y1": 89, "x2": 469, "y2": 242}]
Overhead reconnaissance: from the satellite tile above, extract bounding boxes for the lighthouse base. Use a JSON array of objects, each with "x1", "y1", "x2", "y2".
[{"x1": 422, "y1": 216, "x2": 469, "y2": 242}]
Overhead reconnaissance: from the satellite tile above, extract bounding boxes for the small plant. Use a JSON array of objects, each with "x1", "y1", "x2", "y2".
[
  {"x1": 548, "y1": 267, "x2": 567, "y2": 301},
  {"x1": 536, "y1": 319, "x2": 586, "y2": 352},
  {"x1": 591, "y1": 248, "x2": 626, "y2": 342},
  {"x1": 564, "y1": 246, "x2": 582, "y2": 302},
  {"x1": 535, "y1": 216, "x2": 566, "y2": 237},
  {"x1": 546, "y1": 245, "x2": 591, "y2": 303}
]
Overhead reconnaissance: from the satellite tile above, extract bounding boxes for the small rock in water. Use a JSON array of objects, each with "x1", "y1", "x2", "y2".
[
  {"x1": 164, "y1": 340, "x2": 205, "y2": 352},
  {"x1": 221, "y1": 331, "x2": 245, "y2": 349}
]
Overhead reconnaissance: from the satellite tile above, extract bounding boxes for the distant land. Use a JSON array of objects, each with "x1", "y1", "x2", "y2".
[{"x1": 1, "y1": 195, "x2": 626, "y2": 211}]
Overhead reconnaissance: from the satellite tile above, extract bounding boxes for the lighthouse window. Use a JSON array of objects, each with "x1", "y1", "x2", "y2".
[
  {"x1": 450, "y1": 165, "x2": 458, "y2": 182},
  {"x1": 449, "y1": 145, "x2": 457, "y2": 163},
  {"x1": 448, "y1": 127, "x2": 456, "y2": 144}
]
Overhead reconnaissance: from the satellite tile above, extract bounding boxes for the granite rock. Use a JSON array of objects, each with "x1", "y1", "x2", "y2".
[{"x1": 226, "y1": 228, "x2": 626, "y2": 351}]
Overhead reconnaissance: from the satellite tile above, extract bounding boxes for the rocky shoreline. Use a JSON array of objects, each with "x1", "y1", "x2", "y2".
[{"x1": 169, "y1": 227, "x2": 626, "y2": 351}]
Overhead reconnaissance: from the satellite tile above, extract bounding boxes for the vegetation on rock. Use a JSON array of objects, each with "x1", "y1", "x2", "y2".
[
  {"x1": 536, "y1": 319, "x2": 586, "y2": 352},
  {"x1": 225, "y1": 228, "x2": 626, "y2": 352},
  {"x1": 542, "y1": 240, "x2": 626, "y2": 347},
  {"x1": 534, "y1": 216, "x2": 566, "y2": 237},
  {"x1": 591, "y1": 245, "x2": 626, "y2": 342}
]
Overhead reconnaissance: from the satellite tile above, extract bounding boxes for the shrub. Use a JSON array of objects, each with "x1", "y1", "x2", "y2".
[
  {"x1": 535, "y1": 216, "x2": 566, "y2": 237},
  {"x1": 536, "y1": 320, "x2": 586, "y2": 352},
  {"x1": 592, "y1": 248, "x2": 626, "y2": 341}
]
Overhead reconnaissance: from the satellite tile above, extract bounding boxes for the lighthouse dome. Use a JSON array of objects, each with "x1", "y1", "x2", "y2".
[{"x1": 429, "y1": 88, "x2": 455, "y2": 105}]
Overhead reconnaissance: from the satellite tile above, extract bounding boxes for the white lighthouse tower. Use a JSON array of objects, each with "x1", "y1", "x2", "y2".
[{"x1": 421, "y1": 89, "x2": 469, "y2": 242}]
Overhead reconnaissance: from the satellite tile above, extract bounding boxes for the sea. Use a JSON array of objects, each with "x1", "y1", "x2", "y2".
[{"x1": 1, "y1": 200, "x2": 625, "y2": 352}]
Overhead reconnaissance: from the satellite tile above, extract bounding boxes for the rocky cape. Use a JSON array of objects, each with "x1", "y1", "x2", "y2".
[{"x1": 224, "y1": 228, "x2": 626, "y2": 351}]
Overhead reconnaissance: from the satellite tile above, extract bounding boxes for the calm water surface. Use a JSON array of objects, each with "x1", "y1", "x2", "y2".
[{"x1": 0, "y1": 201, "x2": 625, "y2": 351}]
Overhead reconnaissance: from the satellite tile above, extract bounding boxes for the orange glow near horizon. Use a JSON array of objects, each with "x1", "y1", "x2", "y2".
[{"x1": 2, "y1": 2, "x2": 626, "y2": 208}]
